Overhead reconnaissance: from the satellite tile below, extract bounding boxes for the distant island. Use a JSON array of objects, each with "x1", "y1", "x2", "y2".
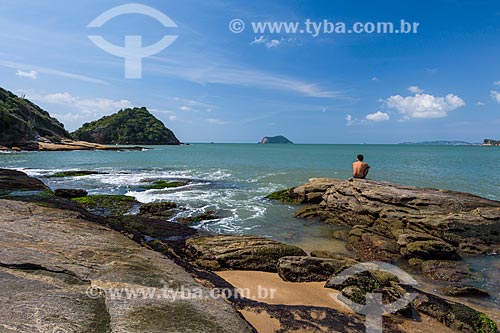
[
  {"x1": 72, "y1": 107, "x2": 180, "y2": 145},
  {"x1": 399, "y1": 140, "x2": 472, "y2": 146},
  {"x1": 259, "y1": 135, "x2": 293, "y2": 144},
  {"x1": 483, "y1": 139, "x2": 500, "y2": 146}
]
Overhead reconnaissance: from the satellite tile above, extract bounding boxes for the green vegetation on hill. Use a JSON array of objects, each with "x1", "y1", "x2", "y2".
[
  {"x1": 483, "y1": 139, "x2": 500, "y2": 146},
  {"x1": 0, "y1": 87, "x2": 71, "y2": 145},
  {"x1": 72, "y1": 107, "x2": 180, "y2": 145}
]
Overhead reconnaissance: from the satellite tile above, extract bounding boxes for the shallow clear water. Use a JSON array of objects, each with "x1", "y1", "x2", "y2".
[{"x1": 1, "y1": 144, "x2": 500, "y2": 319}]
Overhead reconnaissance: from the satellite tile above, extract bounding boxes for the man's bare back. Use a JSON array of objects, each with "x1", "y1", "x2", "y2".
[{"x1": 352, "y1": 154, "x2": 370, "y2": 179}]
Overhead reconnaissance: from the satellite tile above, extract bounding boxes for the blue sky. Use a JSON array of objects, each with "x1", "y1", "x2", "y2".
[{"x1": 1, "y1": 0, "x2": 499, "y2": 143}]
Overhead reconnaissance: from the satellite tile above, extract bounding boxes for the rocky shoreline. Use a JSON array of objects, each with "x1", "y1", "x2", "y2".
[
  {"x1": 0, "y1": 140, "x2": 146, "y2": 152},
  {"x1": 0, "y1": 170, "x2": 498, "y2": 332}
]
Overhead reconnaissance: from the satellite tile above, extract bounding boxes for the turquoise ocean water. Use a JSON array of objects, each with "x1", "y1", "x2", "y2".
[
  {"x1": 1, "y1": 144, "x2": 500, "y2": 318},
  {"x1": 1, "y1": 144, "x2": 499, "y2": 243}
]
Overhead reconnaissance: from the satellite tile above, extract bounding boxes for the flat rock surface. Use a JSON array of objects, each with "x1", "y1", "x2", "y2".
[{"x1": 0, "y1": 199, "x2": 253, "y2": 333}]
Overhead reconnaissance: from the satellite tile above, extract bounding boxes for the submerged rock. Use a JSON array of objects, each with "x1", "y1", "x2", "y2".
[
  {"x1": 142, "y1": 180, "x2": 188, "y2": 190},
  {"x1": 47, "y1": 170, "x2": 104, "y2": 177},
  {"x1": 177, "y1": 210, "x2": 220, "y2": 225},
  {"x1": 139, "y1": 201, "x2": 178, "y2": 218},
  {"x1": 72, "y1": 194, "x2": 140, "y2": 217},
  {"x1": 185, "y1": 235, "x2": 306, "y2": 272},
  {"x1": 418, "y1": 260, "x2": 474, "y2": 283},
  {"x1": 440, "y1": 285, "x2": 490, "y2": 298},
  {"x1": 54, "y1": 188, "x2": 88, "y2": 199}
]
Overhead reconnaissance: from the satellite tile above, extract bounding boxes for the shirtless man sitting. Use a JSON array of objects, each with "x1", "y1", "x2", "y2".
[{"x1": 352, "y1": 154, "x2": 370, "y2": 179}]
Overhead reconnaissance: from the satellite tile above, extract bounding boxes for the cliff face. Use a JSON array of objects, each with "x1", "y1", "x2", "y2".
[
  {"x1": 259, "y1": 135, "x2": 293, "y2": 144},
  {"x1": 0, "y1": 87, "x2": 72, "y2": 146},
  {"x1": 72, "y1": 107, "x2": 180, "y2": 145}
]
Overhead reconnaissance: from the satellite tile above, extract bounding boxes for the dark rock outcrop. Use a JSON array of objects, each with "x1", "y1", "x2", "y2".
[
  {"x1": 277, "y1": 256, "x2": 358, "y2": 282},
  {"x1": 72, "y1": 107, "x2": 180, "y2": 145},
  {"x1": 177, "y1": 210, "x2": 220, "y2": 225},
  {"x1": 54, "y1": 188, "x2": 88, "y2": 199},
  {"x1": 281, "y1": 178, "x2": 500, "y2": 260},
  {"x1": 185, "y1": 235, "x2": 306, "y2": 272},
  {"x1": 325, "y1": 269, "x2": 498, "y2": 333},
  {"x1": 0, "y1": 169, "x2": 49, "y2": 193},
  {"x1": 139, "y1": 201, "x2": 178, "y2": 218},
  {"x1": 71, "y1": 194, "x2": 140, "y2": 217}
]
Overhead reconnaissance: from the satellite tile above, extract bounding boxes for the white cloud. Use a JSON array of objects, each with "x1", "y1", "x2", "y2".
[
  {"x1": 346, "y1": 114, "x2": 355, "y2": 126},
  {"x1": 31, "y1": 92, "x2": 132, "y2": 114},
  {"x1": 0, "y1": 59, "x2": 106, "y2": 84},
  {"x1": 371, "y1": 77, "x2": 379, "y2": 81},
  {"x1": 250, "y1": 35, "x2": 266, "y2": 45},
  {"x1": 206, "y1": 118, "x2": 230, "y2": 125},
  {"x1": 476, "y1": 101, "x2": 486, "y2": 106},
  {"x1": 250, "y1": 36, "x2": 281, "y2": 48},
  {"x1": 408, "y1": 85, "x2": 424, "y2": 94},
  {"x1": 266, "y1": 39, "x2": 280, "y2": 48},
  {"x1": 16, "y1": 69, "x2": 38, "y2": 79},
  {"x1": 168, "y1": 115, "x2": 178, "y2": 121},
  {"x1": 491, "y1": 91, "x2": 500, "y2": 104},
  {"x1": 494, "y1": 81, "x2": 500, "y2": 86},
  {"x1": 385, "y1": 93, "x2": 465, "y2": 119},
  {"x1": 365, "y1": 111, "x2": 390, "y2": 121}
]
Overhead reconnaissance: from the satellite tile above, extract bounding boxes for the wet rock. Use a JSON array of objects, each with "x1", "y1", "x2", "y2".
[
  {"x1": 331, "y1": 229, "x2": 350, "y2": 241},
  {"x1": 71, "y1": 194, "x2": 140, "y2": 217},
  {"x1": 47, "y1": 170, "x2": 104, "y2": 177},
  {"x1": 54, "y1": 188, "x2": 88, "y2": 199},
  {"x1": 310, "y1": 250, "x2": 358, "y2": 260},
  {"x1": 440, "y1": 285, "x2": 490, "y2": 298},
  {"x1": 177, "y1": 210, "x2": 220, "y2": 224},
  {"x1": 0, "y1": 168, "x2": 49, "y2": 192},
  {"x1": 139, "y1": 201, "x2": 178, "y2": 218},
  {"x1": 347, "y1": 226, "x2": 401, "y2": 261},
  {"x1": 325, "y1": 269, "x2": 399, "y2": 292},
  {"x1": 185, "y1": 235, "x2": 306, "y2": 272},
  {"x1": 405, "y1": 240, "x2": 458, "y2": 260},
  {"x1": 412, "y1": 288, "x2": 497, "y2": 333},
  {"x1": 419, "y1": 260, "x2": 473, "y2": 283},
  {"x1": 142, "y1": 180, "x2": 188, "y2": 190},
  {"x1": 277, "y1": 256, "x2": 358, "y2": 282},
  {"x1": 265, "y1": 188, "x2": 305, "y2": 204}
]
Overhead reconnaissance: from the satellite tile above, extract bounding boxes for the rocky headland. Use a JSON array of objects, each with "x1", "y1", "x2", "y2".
[
  {"x1": 72, "y1": 107, "x2": 180, "y2": 145},
  {"x1": 0, "y1": 170, "x2": 498, "y2": 332},
  {"x1": 0, "y1": 87, "x2": 178, "y2": 151}
]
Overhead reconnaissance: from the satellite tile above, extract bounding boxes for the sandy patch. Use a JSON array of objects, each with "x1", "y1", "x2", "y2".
[{"x1": 216, "y1": 270, "x2": 351, "y2": 312}]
